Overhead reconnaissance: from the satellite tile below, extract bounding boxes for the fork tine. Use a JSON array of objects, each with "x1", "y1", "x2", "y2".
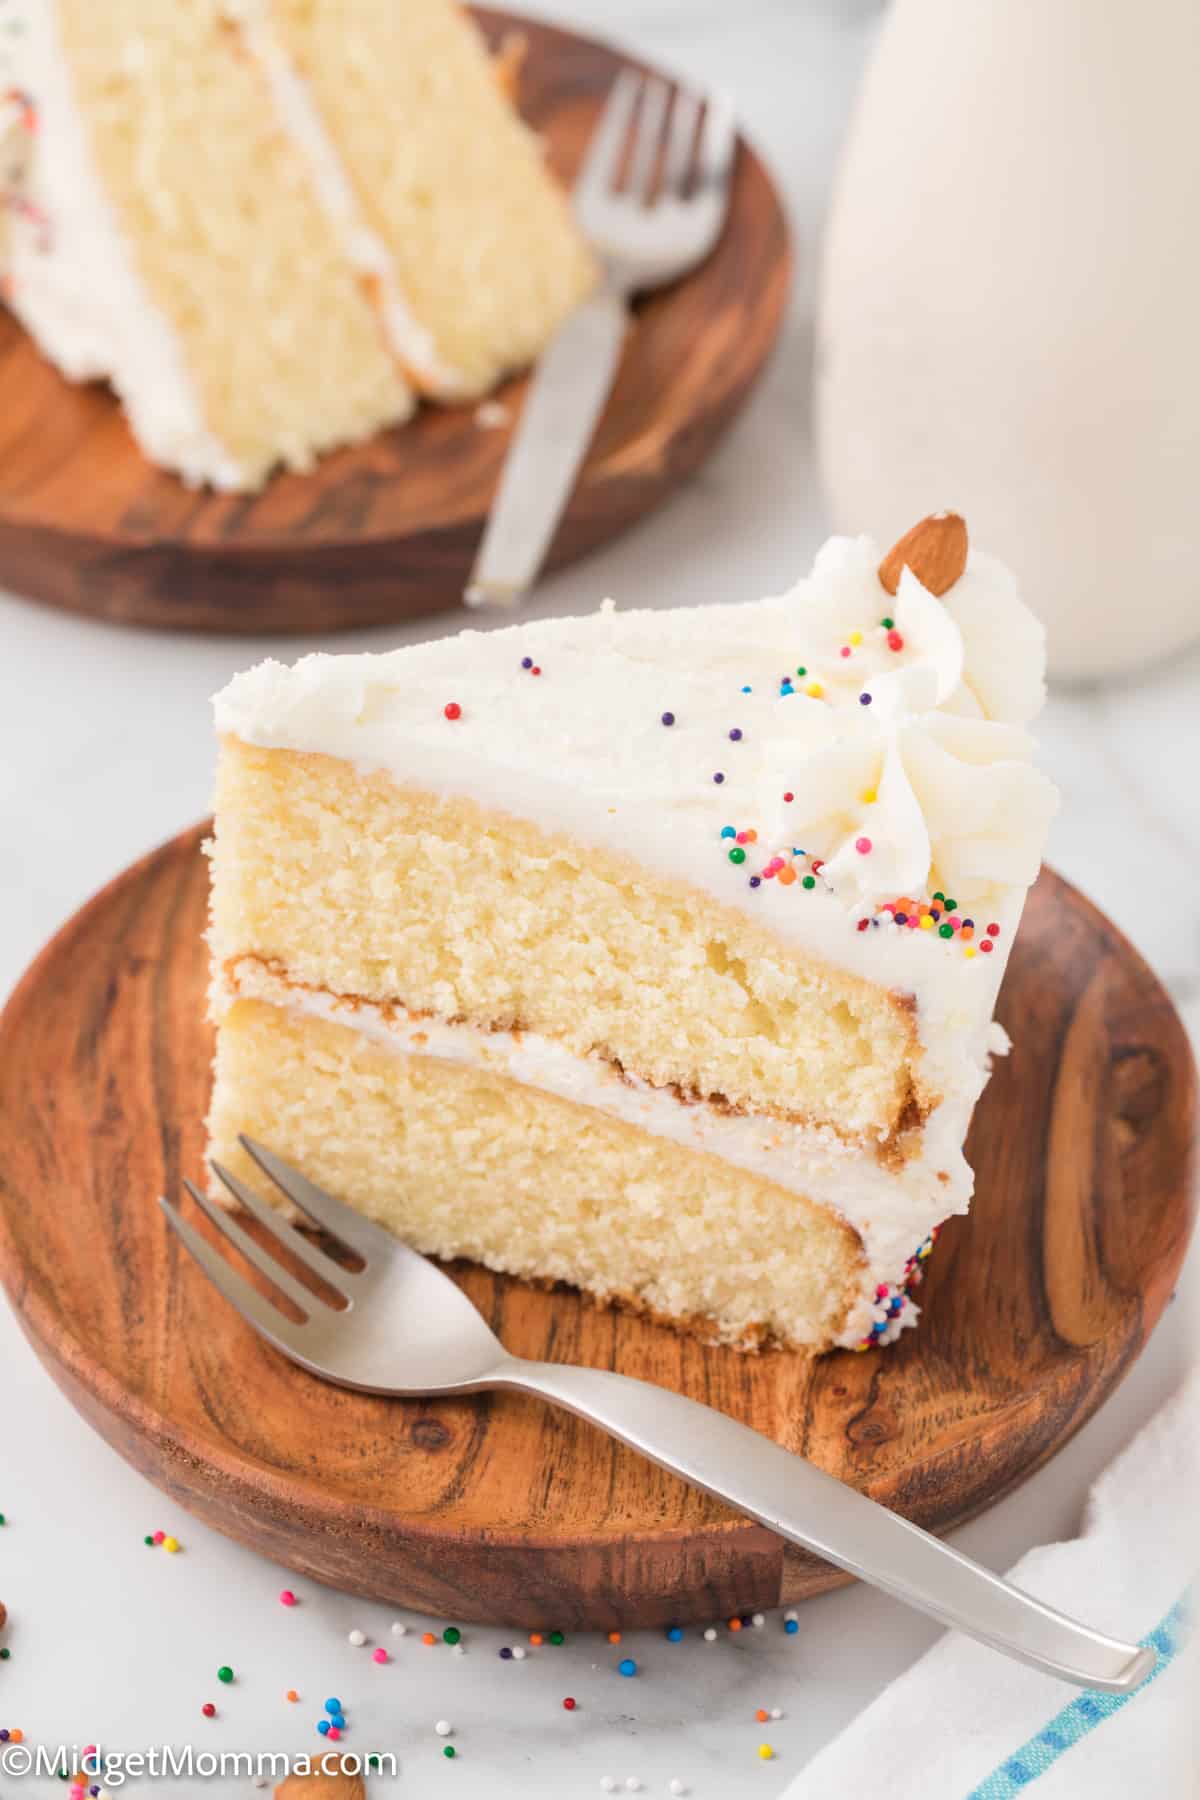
[
  {"x1": 662, "y1": 87, "x2": 701, "y2": 197},
  {"x1": 182, "y1": 1177, "x2": 326, "y2": 1316},
  {"x1": 573, "y1": 67, "x2": 642, "y2": 204},
  {"x1": 627, "y1": 76, "x2": 669, "y2": 202},
  {"x1": 238, "y1": 1137, "x2": 385, "y2": 1260},
  {"x1": 210, "y1": 1159, "x2": 358, "y2": 1290},
  {"x1": 698, "y1": 90, "x2": 737, "y2": 192},
  {"x1": 160, "y1": 1195, "x2": 310, "y2": 1353}
]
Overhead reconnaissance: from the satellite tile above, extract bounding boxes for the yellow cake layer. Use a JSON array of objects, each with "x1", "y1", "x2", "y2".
[
  {"x1": 266, "y1": 0, "x2": 595, "y2": 397},
  {"x1": 210, "y1": 740, "x2": 929, "y2": 1146},
  {"x1": 60, "y1": 0, "x2": 412, "y2": 484},
  {"x1": 208, "y1": 998, "x2": 863, "y2": 1350}
]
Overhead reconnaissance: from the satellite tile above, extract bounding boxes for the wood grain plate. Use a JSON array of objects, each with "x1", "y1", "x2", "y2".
[
  {"x1": 0, "y1": 9, "x2": 791, "y2": 635},
  {"x1": 0, "y1": 828, "x2": 1193, "y2": 1627}
]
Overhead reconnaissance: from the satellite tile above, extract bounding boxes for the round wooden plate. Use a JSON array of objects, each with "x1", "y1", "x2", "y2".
[
  {"x1": 0, "y1": 828, "x2": 1194, "y2": 1628},
  {"x1": 0, "y1": 10, "x2": 791, "y2": 636}
]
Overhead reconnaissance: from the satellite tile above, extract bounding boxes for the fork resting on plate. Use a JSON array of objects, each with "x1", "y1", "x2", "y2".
[
  {"x1": 162, "y1": 1139, "x2": 1156, "y2": 1696},
  {"x1": 466, "y1": 70, "x2": 737, "y2": 609}
]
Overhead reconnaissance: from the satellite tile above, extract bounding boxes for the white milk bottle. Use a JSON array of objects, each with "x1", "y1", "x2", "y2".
[{"x1": 816, "y1": 0, "x2": 1200, "y2": 678}]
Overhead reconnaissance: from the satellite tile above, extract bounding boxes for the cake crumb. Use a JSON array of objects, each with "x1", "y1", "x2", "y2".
[{"x1": 474, "y1": 400, "x2": 511, "y2": 431}]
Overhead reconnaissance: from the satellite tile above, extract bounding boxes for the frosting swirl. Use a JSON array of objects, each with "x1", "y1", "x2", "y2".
[{"x1": 757, "y1": 536, "x2": 1057, "y2": 905}]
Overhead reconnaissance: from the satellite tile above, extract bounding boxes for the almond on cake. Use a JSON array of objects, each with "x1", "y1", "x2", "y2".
[{"x1": 206, "y1": 514, "x2": 1058, "y2": 1353}]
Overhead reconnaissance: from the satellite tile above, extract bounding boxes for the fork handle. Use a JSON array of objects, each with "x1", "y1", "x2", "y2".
[
  {"x1": 498, "y1": 1358, "x2": 1154, "y2": 1694},
  {"x1": 465, "y1": 284, "x2": 630, "y2": 609}
]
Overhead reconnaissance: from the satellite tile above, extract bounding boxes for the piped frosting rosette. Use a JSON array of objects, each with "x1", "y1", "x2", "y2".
[{"x1": 759, "y1": 542, "x2": 1058, "y2": 909}]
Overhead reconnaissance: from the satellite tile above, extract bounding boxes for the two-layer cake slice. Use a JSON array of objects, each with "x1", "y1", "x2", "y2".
[
  {"x1": 2, "y1": 0, "x2": 594, "y2": 489},
  {"x1": 207, "y1": 515, "x2": 1058, "y2": 1352}
]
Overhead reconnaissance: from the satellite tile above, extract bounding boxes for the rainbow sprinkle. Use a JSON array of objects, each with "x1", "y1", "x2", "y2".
[{"x1": 851, "y1": 1224, "x2": 943, "y2": 1351}]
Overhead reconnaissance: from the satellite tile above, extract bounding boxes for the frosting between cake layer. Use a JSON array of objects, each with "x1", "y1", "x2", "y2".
[
  {"x1": 225, "y1": 0, "x2": 468, "y2": 400},
  {"x1": 223, "y1": 955, "x2": 1002, "y2": 1348},
  {"x1": 6, "y1": 2, "x2": 248, "y2": 489}
]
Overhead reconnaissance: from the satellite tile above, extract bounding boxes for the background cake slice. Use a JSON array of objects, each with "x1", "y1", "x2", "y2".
[
  {"x1": 207, "y1": 515, "x2": 1058, "y2": 1352},
  {"x1": 2, "y1": 0, "x2": 594, "y2": 489}
]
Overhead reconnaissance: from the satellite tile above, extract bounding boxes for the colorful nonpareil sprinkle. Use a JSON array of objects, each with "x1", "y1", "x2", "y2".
[{"x1": 618, "y1": 1658, "x2": 638, "y2": 1677}]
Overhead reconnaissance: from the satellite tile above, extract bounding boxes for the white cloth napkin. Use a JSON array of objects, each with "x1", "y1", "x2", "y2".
[{"x1": 784, "y1": 1371, "x2": 1198, "y2": 1800}]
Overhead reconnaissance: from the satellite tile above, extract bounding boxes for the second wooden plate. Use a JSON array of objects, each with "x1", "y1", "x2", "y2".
[{"x1": 0, "y1": 10, "x2": 792, "y2": 634}]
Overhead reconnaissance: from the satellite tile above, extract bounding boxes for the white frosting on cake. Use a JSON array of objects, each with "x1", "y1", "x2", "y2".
[
  {"x1": 756, "y1": 542, "x2": 1056, "y2": 906},
  {"x1": 215, "y1": 536, "x2": 1053, "y2": 1000},
  {"x1": 214, "y1": 533, "x2": 1058, "y2": 1349},
  {"x1": 224, "y1": 0, "x2": 466, "y2": 399},
  {"x1": 4, "y1": 2, "x2": 248, "y2": 489}
]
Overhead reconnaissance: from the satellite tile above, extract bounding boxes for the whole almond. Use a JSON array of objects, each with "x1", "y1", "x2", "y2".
[
  {"x1": 878, "y1": 512, "x2": 968, "y2": 597},
  {"x1": 0, "y1": 1600, "x2": 6, "y2": 1631},
  {"x1": 275, "y1": 1770, "x2": 365, "y2": 1800}
]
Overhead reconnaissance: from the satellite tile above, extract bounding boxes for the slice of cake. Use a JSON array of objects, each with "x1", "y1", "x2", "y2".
[
  {"x1": 1, "y1": 0, "x2": 594, "y2": 489},
  {"x1": 206, "y1": 514, "x2": 1058, "y2": 1352}
]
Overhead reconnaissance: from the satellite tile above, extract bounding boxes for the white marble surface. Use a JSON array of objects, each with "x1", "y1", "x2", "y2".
[{"x1": 1, "y1": 2, "x2": 1196, "y2": 1794}]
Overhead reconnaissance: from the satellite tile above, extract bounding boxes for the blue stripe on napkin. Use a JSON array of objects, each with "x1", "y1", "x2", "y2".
[{"x1": 966, "y1": 1588, "x2": 1193, "y2": 1800}]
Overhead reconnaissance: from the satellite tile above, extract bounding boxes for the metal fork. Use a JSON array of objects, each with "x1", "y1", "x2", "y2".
[
  {"x1": 161, "y1": 1140, "x2": 1156, "y2": 1694},
  {"x1": 465, "y1": 71, "x2": 737, "y2": 610}
]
